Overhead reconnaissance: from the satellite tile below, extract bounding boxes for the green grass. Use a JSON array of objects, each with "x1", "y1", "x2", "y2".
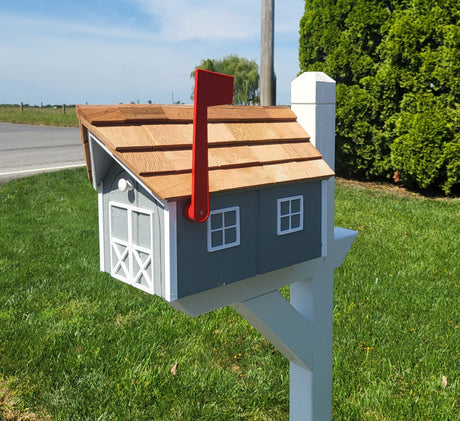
[
  {"x1": 0, "y1": 105, "x2": 79, "y2": 127},
  {"x1": 333, "y1": 181, "x2": 459, "y2": 419},
  {"x1": 0, "y1": 171, "x2": 459, "y2": 420}
]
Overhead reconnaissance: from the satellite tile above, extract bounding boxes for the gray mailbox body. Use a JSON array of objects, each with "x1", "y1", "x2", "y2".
[{"x1": 77, "y1": 105, "x2": 334, "y2": 303}]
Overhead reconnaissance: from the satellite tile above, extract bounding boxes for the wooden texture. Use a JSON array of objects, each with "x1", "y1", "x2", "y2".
[
  {"x1": 91, "y1": 122, "x2": 312, "y2": 152},
  {"x1": 77, "y1": 104, "x2": 297, "y2": 126},
  {"x1": 79, "y1": 121, "x2": 92, "y2": 183},
  {"x1": 76, "y1": 104, "x2": 334, "y2": 200},
  {"x1": 118, "y1": 143, "x2": 322, "y2": 176},
  {"x1": 260, "y1": 0, "x2": 275, "y2": 106}
]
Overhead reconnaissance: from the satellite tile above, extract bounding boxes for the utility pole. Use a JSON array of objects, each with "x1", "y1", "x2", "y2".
[{"x1": 260, "y1": 0, "x2": 276, "y2": 105}]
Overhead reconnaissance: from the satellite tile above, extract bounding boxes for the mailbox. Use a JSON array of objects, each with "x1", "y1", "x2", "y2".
[
  {"x1": 77, "y1": 72, "x2": 356, "y2": 419},
  {"x1": 77, "y1": 71, "x2": 333, "y2": 308}
]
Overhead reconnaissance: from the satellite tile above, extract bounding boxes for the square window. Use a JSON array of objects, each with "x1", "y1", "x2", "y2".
[
  {"x1": 277, "y1": 195, "x2": 304, "y2": 235},
  {"x1": 207, "y1": 206, "x2": 240, "y2": 252}
]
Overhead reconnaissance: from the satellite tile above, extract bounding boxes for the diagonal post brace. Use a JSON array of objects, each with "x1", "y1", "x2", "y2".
[{"x1": 232, "y1": 289, "x2": 314, "y2": 371}]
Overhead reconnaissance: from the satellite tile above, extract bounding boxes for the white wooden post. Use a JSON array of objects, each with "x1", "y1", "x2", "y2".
[{"x1": 289, "y1": 72, "x2": 339, "y2": 420}]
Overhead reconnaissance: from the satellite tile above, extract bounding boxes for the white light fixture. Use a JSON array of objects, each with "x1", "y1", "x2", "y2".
[{"x1": 118, "y1": 178, "x2": 134, "y2": 192}]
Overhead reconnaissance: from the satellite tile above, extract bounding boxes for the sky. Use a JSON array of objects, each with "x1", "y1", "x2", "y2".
[{"x1": 0, "y1": 0, "x2": 305, "y2": 106}]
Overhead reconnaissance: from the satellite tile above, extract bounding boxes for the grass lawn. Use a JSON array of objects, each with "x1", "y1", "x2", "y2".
[
  {"x1": 0, "y1": 169, "x2": 458, "y2": 420},
  {"x1": 0, "y1": 105, "x2": 79, "y2": 127}
]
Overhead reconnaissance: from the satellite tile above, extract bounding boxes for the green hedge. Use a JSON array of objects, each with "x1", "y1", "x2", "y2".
[{"x1": 299, "y1": 0, "x2": 460, "y2": 195}]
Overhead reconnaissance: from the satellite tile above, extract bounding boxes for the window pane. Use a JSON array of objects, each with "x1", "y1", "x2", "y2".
[
  {"x1": 291, "y1": 214, "x2": 301, "y2": 229},
  {"x1": 224, "y1": 210, "x2": 236, "y2": 226},
  {"x1": 111, "y1": 206, "x2": 128, "y2": 240},
  {"x1": 280, "y1": 201, "x2": 290, "y2": 216},
  {"x1": 280, "y1": 216, "x2": 290, "y2": 231},
  {"x1": 210, "y1": 213, "x2": 223, "y2": 230},
  {"x1": 132, "y1": 211, "x2": 151, "y2": 248},
  {"x1": 225, "y1": 227, "x2": 237, "y2": 244},
  {"x1": 211, "y1": 230, "x2": 223, "y2": 248},
  {"x1": 291, "y1": 199, "x2": 301, "y2": 213}
]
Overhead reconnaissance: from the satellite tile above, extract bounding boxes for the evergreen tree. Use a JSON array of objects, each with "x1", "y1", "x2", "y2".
[{"x1": 299, "y1": 0, "x2": 459, "y2": 194}]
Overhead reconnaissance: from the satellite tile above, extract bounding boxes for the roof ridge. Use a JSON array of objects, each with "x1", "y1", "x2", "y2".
[{"x1": 77, "y1": 104, "x2": 297, "y2": 126}]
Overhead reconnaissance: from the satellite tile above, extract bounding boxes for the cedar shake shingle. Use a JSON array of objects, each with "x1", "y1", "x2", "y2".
[{"x1": 77, "y1": 104, "x2": 334, "y2": 201}]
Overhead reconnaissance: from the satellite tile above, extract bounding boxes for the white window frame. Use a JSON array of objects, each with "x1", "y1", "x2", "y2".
[
  {"x1": 109, "y1": 201, "x2": 154, "y2": 293},
  {"x1": 207, "y1": 206, "x2": 240, "y2": 252},
  {"x1": 277, "y1": 195, "x2": 304, "y2": 235}
]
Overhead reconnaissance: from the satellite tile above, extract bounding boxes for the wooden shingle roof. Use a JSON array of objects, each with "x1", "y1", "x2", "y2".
[{"x1": 77, "y1": 104, "x2": 334, "y2": 201}]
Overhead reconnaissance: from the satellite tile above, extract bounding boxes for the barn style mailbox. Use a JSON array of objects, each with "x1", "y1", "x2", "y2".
[{"x1": 77, "y1": 71, "x2": 356, "y2": 420}]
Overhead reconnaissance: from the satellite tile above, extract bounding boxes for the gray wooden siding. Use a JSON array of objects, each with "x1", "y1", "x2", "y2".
[
  {"x1": 175, "y1": 190, "x2": 259, "y2": 298},
  {"x1": 175, "y1": 182, "x2": 322, "y2": 298},
  {"x1": 258, "y1": 182, "x2": 322, "y2": 273}
]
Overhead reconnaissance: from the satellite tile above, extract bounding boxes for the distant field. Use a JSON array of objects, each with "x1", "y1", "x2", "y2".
[{"x1": 0, "y1": 104, "x2": 79, "y2": 127}]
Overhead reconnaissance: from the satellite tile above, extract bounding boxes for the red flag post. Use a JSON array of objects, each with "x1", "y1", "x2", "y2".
[{"x1": 184, "y1": 69, "x2": 234, "y2": 223}]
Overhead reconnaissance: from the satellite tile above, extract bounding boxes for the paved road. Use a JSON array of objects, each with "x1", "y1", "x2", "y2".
[{"x1": 0, "y1": 123, "x2": 86, "y2": 184}]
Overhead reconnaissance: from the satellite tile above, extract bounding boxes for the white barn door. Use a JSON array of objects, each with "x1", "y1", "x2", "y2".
[{"x1": 109, "y1": 202, "x2": 155, "y2": 293}]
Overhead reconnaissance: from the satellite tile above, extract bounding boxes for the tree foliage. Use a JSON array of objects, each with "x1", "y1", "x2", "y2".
[
  {"x1": 299, "y1": 0, "x2": 460, "y2": 194},
  {"x1": 191, "y1": 55, "x2": 260, "y2": 105}
]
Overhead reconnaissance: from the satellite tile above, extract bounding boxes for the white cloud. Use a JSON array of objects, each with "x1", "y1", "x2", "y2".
[{"x1": 125, "y1": 0, "x2": 260, "y2": 42}]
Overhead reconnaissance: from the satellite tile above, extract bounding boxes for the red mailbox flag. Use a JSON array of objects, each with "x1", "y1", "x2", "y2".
[{"x1": 184, "y1": 69, "x2": 234, "y2": 223}]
